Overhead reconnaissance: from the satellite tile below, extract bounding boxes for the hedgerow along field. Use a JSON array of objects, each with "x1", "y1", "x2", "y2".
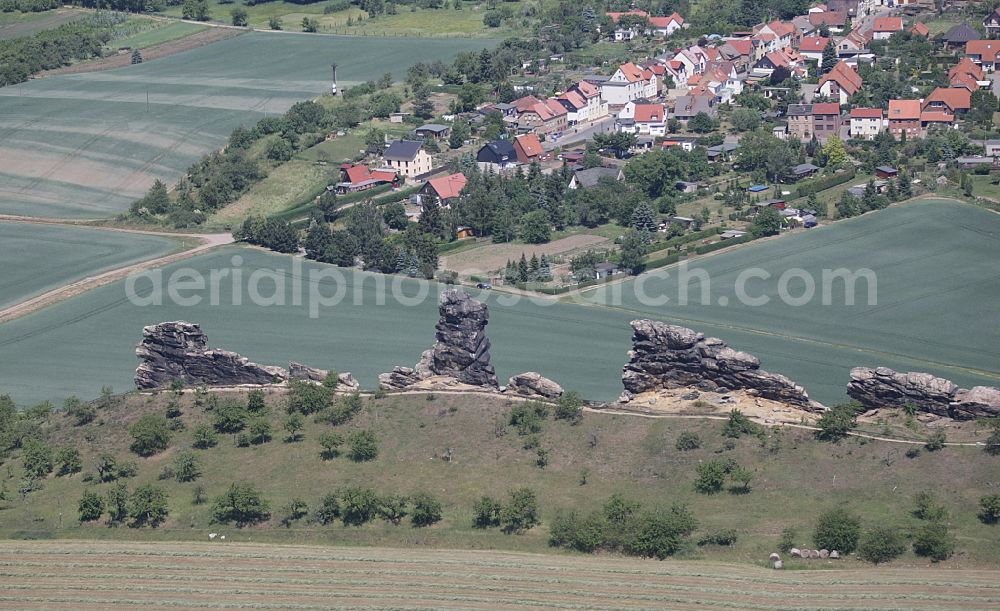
[
  {"x1": 2, "y1": 542, "x2": 999, "y2": 609},
  {"x1": 0, "y1": 222, "x2": 180, "y2": 310},
  {"x1": 0, "y1": 200, "x2": 997, "y2": 407},
  {"x1": 0, "y1": 32, "x2": 494, "y2": 219},
  {"x1": 2, "y1": 391, "x2": 999, "y2": 569}
]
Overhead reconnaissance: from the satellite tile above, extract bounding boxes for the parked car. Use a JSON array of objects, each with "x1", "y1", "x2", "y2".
[{"x1": 476, "y1": 282, "x2": 492, "y2": 289}]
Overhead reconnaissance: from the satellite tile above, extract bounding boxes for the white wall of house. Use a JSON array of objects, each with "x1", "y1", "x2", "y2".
[{"x1": 849, "y1": 117, "x2": 884, "y2": 140}]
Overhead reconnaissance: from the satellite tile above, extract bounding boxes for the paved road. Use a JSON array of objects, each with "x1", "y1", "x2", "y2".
[{"x1": 544, "y1": 116, "x2": 615, "y2": 151}]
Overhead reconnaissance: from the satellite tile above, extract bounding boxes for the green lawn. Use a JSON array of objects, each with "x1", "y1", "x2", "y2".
[
  {"x1": 0, "y1": 32, "x2": 494, "y2": 219},
  {"x1": 0, "y1": 222, "x2": 181, "y2": 310},
  {"x1": 109, "y1": 20, "x2": 208, "y2": 50},
  {"x1": 1, "y1": 200, "x2": 998, "y2": 408}
]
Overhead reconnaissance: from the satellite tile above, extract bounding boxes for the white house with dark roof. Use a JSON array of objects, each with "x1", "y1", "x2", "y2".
[{"x1": 382, "y1": 140, "x2": 432, "y2": 178}]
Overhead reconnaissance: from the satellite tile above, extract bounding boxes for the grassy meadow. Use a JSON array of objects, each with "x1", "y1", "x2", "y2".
[
  {"x1": 0, "y1": 222, "x2": 180, "y2": 310},
  {"x1": 0, "y1": 32, "x2": 494, "y2": 219}
]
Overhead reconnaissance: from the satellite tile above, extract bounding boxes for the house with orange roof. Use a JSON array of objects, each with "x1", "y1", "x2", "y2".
[
  {"x1": 513, "y1": 133, "x2": 545, "y2": 164},
  {"x1": 335, "y1": 164, "x2": 400, "y2": 194},
  {"x1": 849, "y1": 108, "x2": 884, "y2": 140},
  {"x1": 601, "y1": 62, "x2": 658, "y2": 106},
  {"x1": 809, "y1": 11, "x2": 847, "y2": 32},
  {"x1": 692, "y1": 61, "x2": 743, "y2": 102},
  {"x1": 512, "y1": 96, "x2": 568, "y2": 135},
  {"x1": 798, "y1": 36, "x2": 831, "y2": 62},
  {"x1": 922, "y1": 87, "x2": 971, "y2": 116},
  {"x1": 419, "y1": 173, "x2": 467, "y2": 208},
  {"x1": 949, "y1": 57, "x2": 984, "y2": 83},
  {"x1": 837, "y1": 29, "x2": 871, "y2": 54},
  {"x1": 649, "y1": 12, "x2": 685, "y2": 36},
  {"x1": 965, "y1": 40, "x2": 1000, "y2": 71},
  {"x1": 754, "y1": 48, "x2": 807, "y2": 78},
  {"x1": 818, "y1": 60, "x2": 862, "y2": 104},
  {"x1": 718, "y1": 38, "x2": 758, "y2": 71},
  {"x1": 887, "y1": 99, "x2": 922, "y2": 140},
  {"x1": 754, "y1": 20, "x2": 799, "y2": 50},
  {"x1": 872, "y1": 17, "x2": 903, "y2": 40},
  {"x1": 606, "y1": 9, "x2": 649, "y2": 41},
  {"x1": 661, "y1": 58, "x2": 691, "y2": 87},
  {"x1": 616, "y1": 101, "x2": 667, "y2": 136},
  {"x1": 555, "y1": 80, "x2": 608, "y2": 124},
  {"x1": 909, "y1": 22, "x2": 930, "y2": 38},
  {"x1": 920, "y1": 111, "x2": 955, "y2": 130}
]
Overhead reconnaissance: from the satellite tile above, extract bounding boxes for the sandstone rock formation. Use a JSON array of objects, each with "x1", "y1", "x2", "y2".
[
  {"x1": 621, "y1": 320, "x2": 820, "y2": 411},
  {"x1": 135, "y1": 322, "x2": 286, "y2": 390},
  {"x1": 505, "y1": 372, "x2": 564, "y2": 399},
  {"x1": 847, "y1": 367, "x2": 1000, "y2": 420},
  {"x1": 380, "y1": 290, "x2": 498, "y2": 390},
  {"x1": 288, "y1": 362, "x2": 360, "y2": 391}
]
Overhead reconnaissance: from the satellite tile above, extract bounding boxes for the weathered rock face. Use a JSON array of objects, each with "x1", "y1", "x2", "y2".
[
  {"x1": 288, "y1": 363, "x2": 360, "y2": 391},
  {"x1": 135, "y1": 322, "x2": 286, "y2": 390},
  {"x1": 622, "y1": 320, "x2": 820, "y2": 411},
  {"x1": 847, "y1": 367, "x2": 1000, "y2": 420},
  {"x1": 505, "y1": 372, "x2": 564, "y2": 399},
  {"x1": 380, "y1": 290, "x2": 498, "y2": 390}
]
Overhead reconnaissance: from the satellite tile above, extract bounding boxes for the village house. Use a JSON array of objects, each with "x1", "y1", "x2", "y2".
[
  {"x1": 335, "y1": 164, "x2": 399, "y2": 194},
  {"x1": 887, "y1": 99, "x2": 922, "y2": 140},
  {"x1": 798, "y1": 36, "x2": 830, "y2": 63},
  {"x1": 555, "y1": 80, "x2": 608, "y2": 124},
  {"x1": 787, "y1": 103, "x2": 814, "y2": 140},
  {"x1": 944, "y1": 23, "x2": 981, "y2": 51},
  {"x1": 600, "y1": 62, "x2": 658, "y2": 107},
  {"x1": 753, "y1": 20, "x2": 799, "y2": 50},
  {"x1": 649, "y1": 13, "x2": 685, "y2": 36},
  {"x1": 849, "y1": 107, "x2": 884, "y2": 140},
  {"x1": 986, "y1": 140, "x2": 1000, "y2": 157},
  {"x1": 476, "y1": 140, "x2": 518, "y2": 172},
  {"x1": 965, "y1": 40, "x2": 1000, "y2": 72},
  {"x1": 836, "y1": 30, "x2": 871, "y2": 56},
  {"x1": 812, "y1": 102, "x2": 843, "y2": 142},
  {"x1": 717, "y1": 39, "x2": 757, "y2": 72},
  {"x1": 921, "y1": 110, "x2": 954, "y2": 131},
  {"x1": 818, "y1": 60, "x2": 863, "y2": 104},
  {"x1": 616, "y1": 102, "x2": 667, "y2": 136},
  {"x1": 872, "y1": 17, "x2": 903, "y2": 40},
  {"x1": 414, "y1": 124, "x2": 450, "y2": 140},
  {"x1": 922, "y1": 87, "x2": 970, "y2": 118},
  {"x1": 418, "y1": 173, "x2": 467, "y2": 208},
  {"x1": 984, "y1": 7, "x2": 1000, "y2": 37},
  {"x1": 909, "y1": 22, "x2": 930, "y2": 38},
  {"x1": 381, "y1": 140, "x2": 432, "y2": 178},
  {"x1": 949, "y1": 58, "x2": 985, "y2": 92},
  {"x1": 512, "y1": 95, "x2": 568, "y2": 135},
  {"x1": 606, "y1": 9, "x2": 648, "y2": 40},
  {"x1": 690, "y1": 61, "x2": 744, "y2": 103},
  {"x1": 661, "y1": 136, "x2": 696, "y2": 151},
  {"x1": 671, "y1": 95, "x2": 716, "y2": 123},
  {"x1": 513, "y1": 133, "x2": 545, "y2": 164},
  {"x1": 875, "y1": 165, "x2": 898, "y2": 179},
  {"x1": 787, "y1": 163, "x2": 820, "y2": 181},
  {"x1": 567, "y1": 166, "x2": 624, "y2": 190},
  {"x1": 809, "y1": 11, "x2": 848, "y2": 33},
  {"x1": 825, "y1": 0, "x2": 873, "y2": 18}
]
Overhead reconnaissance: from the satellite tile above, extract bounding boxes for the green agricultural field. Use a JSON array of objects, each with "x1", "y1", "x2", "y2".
[
  {"x1": 108, "y1": 20, "x2": 208, "y2": 50},
  {"x1": 0, "y1": 8, "x2": 87, "y2": 40},
  {"x1": 0, "y1": 32, "x2": 494, "y2": 219},
  {"x1": 0, "y1": 222, "x2": 180, "y2": 311},
  {"x1": 1, "y1": 200, "x2": 997, "y2": 407}
]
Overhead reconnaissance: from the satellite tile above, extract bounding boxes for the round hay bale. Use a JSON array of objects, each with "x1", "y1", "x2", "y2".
[
  {"x1": 790, "y1": 548, "x2": 801, "y2": 557},
  {"x1": 808, "y1": 549, "x2": 820, "y2": 559},
  {"x1": 830, "y1": 550, "x2": 840, "y2": 559},
  {"x1": 769, "y1": 552, "x2": 781, "y2": 562},
  {"x1": 773, "y1": 560, "x2": 783, "y2": 569},
  {"x1": 819, "y1": 549, "x2": 829, "y2": 558}
]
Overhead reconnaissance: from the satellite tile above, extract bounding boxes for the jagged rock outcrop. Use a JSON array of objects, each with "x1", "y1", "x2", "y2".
[
  {"x1": 380, "y1": 290, "x2": 498, "y2": 390},
  {"x1": 621, "y1": 320, "x2": 820, "y2": 411},
  {"x1": 288, "y1": 363, "x2": 360, "y2": 391},
  {"x1": 505, "y1": 372, "x2": 564, "y2": 399},
  {"x1": 135, "y1": 322, "x2": 286, "y2": 390},
  {"x1": 847, "y1": 367, "x2": 1000, "y2": 420}
]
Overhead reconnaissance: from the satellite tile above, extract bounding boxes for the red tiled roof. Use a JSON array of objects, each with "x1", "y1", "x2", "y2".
[
  {"x1": 606, "y1": 9, "x2": 647, "y2": 23},
  {"x1": 910, "y1": 22, "x2": 930, "y2": 37},
  {"x1": 618, "y1": 61, "x2": 646, "y2": 83},
  {"x1": 888, "y1": 99, "x2": 921, "y2": 120},
  {"x1": 950, "y1": 73, "x2": 980, "y2": 92},
  {"x1": 557, "y1": 90, "x2": 586, "y2": 110},
  {"x1": 850, "y1": 107, "x2": 883, "y2": 119},
  {"x1": 966, "y1": 40, "x2": 1000, "y2": 61},
  {"x1": 874, "y1": 17, "x2": 903, "y2": 32},
  {"x1": 799, "y1": 36, "x2": 830, "y2": 52},
  {"x1": 949, "y1": 57, "x2": 984, "y2": 81},
  {"x1": 633, "y1": 103, "x2": 666, "y2": 122},
  {"x1": 763, "y1": 20, "x2": 796, "y2": 37},
  {"x1": 818, "y1": 60, "x2": 863, "y2": 95},
  {"x1": 810, "y1": 11, "x2": 847, "y2": 27},
  {"x1": 649, "y1": 13, "x2": 684, "y2": 28},
  {"x1": 724, "y1": 39, "x2": 753, "y2": 55},
  {"x1": 344, "y1": 165, "x2": 395, "y2": 184},
  {"x1": 920, "y1": 111, "x2": 955, "y2": 123},
  {"x1": 515, "y1": 133, "x2": 544, "y2": 158},
  {"x1": 426, "y1": 173, "x2": 467, "y2": 200},
  {"x1": 576, "y1": 80, "x2": 600, "y2": 97},
  {"x1": 922, "y1": 87, "x2": 971, "y2": 112},
  {"x1": 812, "y1": 102, "x2": 841, "y2": 116}
]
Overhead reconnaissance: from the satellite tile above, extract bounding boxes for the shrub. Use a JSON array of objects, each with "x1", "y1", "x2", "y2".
[
  {"x1": 347, "y1": 430, "x2": 378, "y2": 462},
  {"x1": 813, "y1": 507, "x2": 861, "y2": 553},
  {"x1": 554, "y1": 391, "x2": 584, "y2": 424},
  {"x1": 21, "y1": 438, "x2": 53, "y2": 477},
  {"x1": 129, "y1": 484, "x2": 169, "y2": 527},
  {"x1": 280, "y1": 498, "x2": 309, "y2": 527},
  {"x1": 318, "y1": 431, "x2": 344, "y2": 459},
  {"x1": 509, "y1": 401, "x2": 548, "y2": 435},
  {"x1": 924, "y1": 429, "x2": 946, "y2": 451},
  {"x1": 78, "y1": 490, "x2": 104, "y2": 522},
  {"x1": 913, "y1": 522, "x2": 955, "y2": 561},
  {"x1": 912, "y1": 490, "x2": 948, "y2": 522},
  {"x1": 64, "y1": 396, "x2": 96, "y2": 425},
  {"x1": 549, "y1": 510, "x2": 606, "y2": 552},
  {"x1": 815, "y1": 402, "x2": 861, "y2": 441},
  {"x1": 249, "y1": 418, "x2": 272, "y2": 445},
  {"x1": 106, "y1": 482, "x2": 129, "y2": 525},
  {"x1": 778, "y1": 527, "x2": 797, "y2": 553},
  {"x1": 246, "y1": 389, "x2": 267, "y2": 414},
  {"x1": 192, "y1": 424, "x2": 218, "y2": 449},
  {"x1": 472, "y1": 496, "x2": 502, "y2": 528},
  {"x1": 55, "y1": 447, "x2": 82, "y2": 476},
  {"x1": 728, "y1": 465, "x2": 753, "y2": 494},
  {"x1": 129, "y1": 413, "x2": 172, "y2": 456},
  {"x1": 339, "y1": 485, "x2": 379, "y2": 526},
  {"x1": 313, "y1": 493, "x2": 341, "y2": 525},
  {"x1": 985, "y1": 420, "x2": 1000, "y2": 456},
  {"x1": 698, "y1": 528, "x2": 738, "y2": 546},
  {"x1": 174, "y1": 452, "x2": 202, "y2": 482},
  {"x1": 316, "y1": 393, "x2": 363, "y2": 425},
  {"x1": 979, "y1": 494, "x2": 1000, "y2": 524},
  {"x1": 212, "y1": 483, "x2": 270, "y2": 526},
  {"x1": 377, "y1": 494, "x2": 409, "y2": 525},
  {"x1": 623, "y1": 505, "x2": 698, "y2": 560},
  {"x1": 722, "y1": 409, "x2": 759, "y2": 438},
  {"x1": 322, "y1": 370, "x2": 340, "y2": 389},
  {"x1": 500, "y1": 488, "x2": 540, "y2": 534},
  {"x1": 857, "y1": 525, "x2": 906, "y2": 565},
  {"x1": 410, "y1": 492, "x2": 443, "y2": 527},
  {"x1": 212, "y1": 399, "x2": 249, "y2": 433},
  {"x1": 283, "y1": 412, "x2": 305, "y2": 442},
  {"x1": 675, "y1": 432, "x2": 701, "y2": 451},
  {"x1": 694, "y1": 460, "x2": 727, "y2": 494},
  {"x1": 286, "y1": 380, "x2": 333, "y2": 415}
]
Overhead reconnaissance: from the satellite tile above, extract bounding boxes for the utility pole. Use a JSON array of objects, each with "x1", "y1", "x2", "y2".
[{"x1": 331, "y1": 63, "x2": 339, "y2": 96}]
